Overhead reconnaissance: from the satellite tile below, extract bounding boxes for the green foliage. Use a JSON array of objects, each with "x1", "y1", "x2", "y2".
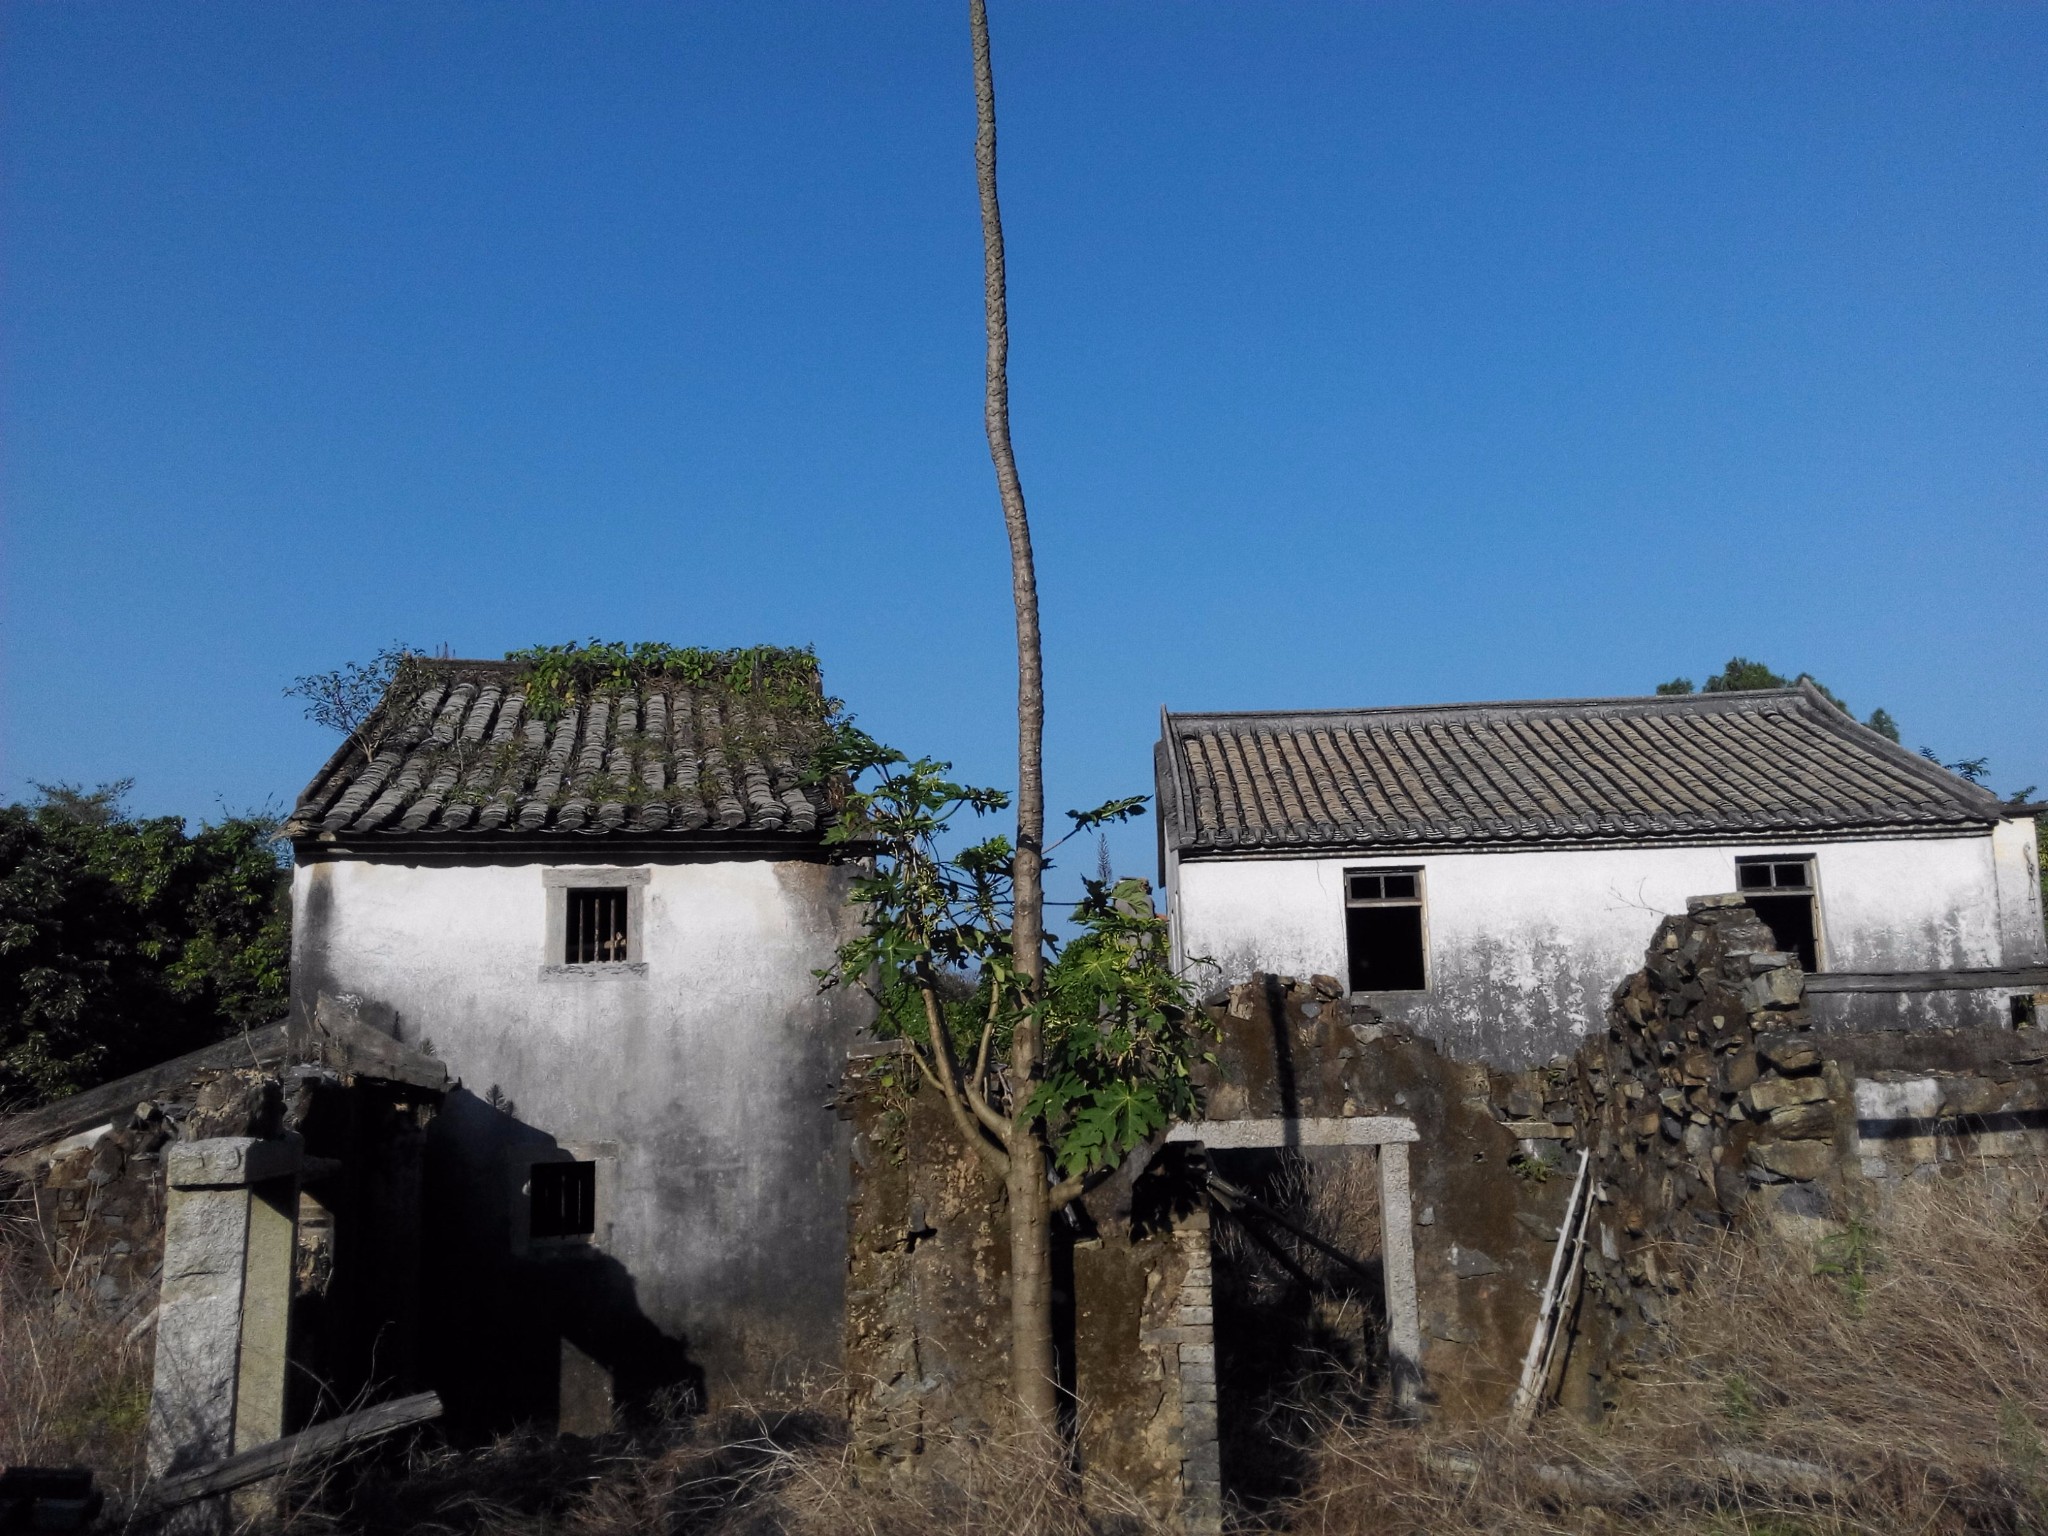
[
  {"x1": 1656, "y1": 657, "x2": 1899, "y2": 739},
  {"x1": 0, "y1": 783, "x2": 290, "y2": 1106},
  {"x1": 1508, "y1": 1148, "x2": 1562, "y2": 1183},
  {"x1": 505, "y1": 641, "x2": 831, "y2": 723},
  {"x1": 1920, "y1": 746, "x2": 1992, "y2": 785},
  {"x1": 815, "y1": 725, "x2": 1214, "y2": 1182},
  {"x1": 1814, "y1": 1215, "x2": 1881, "y2": 1314}
]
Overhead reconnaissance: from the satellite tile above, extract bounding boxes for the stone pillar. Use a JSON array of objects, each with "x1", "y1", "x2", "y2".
[
  {"x1": 147, "y1": 1136, "x2": 302, "y2": 1530},
  {"x1": 1377, "y1": 1140, "x2": 1423, "y2": 1412},
  {"x1": 1171, "y1": 1213, "x2": 1222, "y2": 1536}
]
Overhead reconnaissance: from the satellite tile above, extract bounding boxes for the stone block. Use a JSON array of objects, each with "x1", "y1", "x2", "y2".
[
  {"x1": 166, "y1": 1136, "x2": 303, "y2": 1191},
  {"x1": 1178, "y1": 1343, "x2": 1215, "y2": 1365},
  {"x1": 1745, "y1": 969, "x2": 1804, "y2": 1011},
  {"x1": 1767, "y1": 1102, "x2": 1834, "y2": 1139},
  {"x1": 1746, "y1": 1076, "x2": 1829, "y2": 1114},
  {"x1": 1756, "y1": 1034, "x2": 1821, "y2": 1073},
  {"x1": 1748, "y1": 1139, "x2": 1834, "y2": 1182}
]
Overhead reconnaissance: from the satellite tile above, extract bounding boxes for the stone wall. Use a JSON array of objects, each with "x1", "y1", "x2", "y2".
[
  {"x1": 841, "y1": 1044, "x2": 1204, "y2": 1520},
  {"x1": 1557, "y1": 894, "x2": 2048, "y2": 1415},
  {"x1": 1194, "y1": 974, "x2": 1581, "y2": 1424},
  {"x1": 3, "y1": 1026, "x2": 442, "y2": 1444}
]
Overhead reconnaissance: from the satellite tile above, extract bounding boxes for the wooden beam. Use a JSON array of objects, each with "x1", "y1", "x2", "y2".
[
  {"x1": 144, "y1": 1391, "x2": 442, "y2": 1509},
  {"x1": 0, "y1": 1024, "x2": 289, "y2": 1159},
  {"x1": 1805, "y1": 966, "x2": 2048, "y2": 995}
]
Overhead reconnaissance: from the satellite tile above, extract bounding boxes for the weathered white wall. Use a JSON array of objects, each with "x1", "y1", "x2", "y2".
[
  {"x1": 1171, "y1": 832, "x2": 2016, "y2": 1065},
  {"x1": 290, "y1": 853, "x2": 867, "y2": 1419},
  {"x1": 1993, "y1": 818, "x2": 2048, "y2": 964}
]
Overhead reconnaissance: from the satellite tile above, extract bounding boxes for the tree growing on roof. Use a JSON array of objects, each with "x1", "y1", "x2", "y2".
[{"x1": 285, "y1": 644, "x2": 424, "y2": 766}]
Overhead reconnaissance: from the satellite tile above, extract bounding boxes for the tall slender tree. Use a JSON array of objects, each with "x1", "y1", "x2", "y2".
[{"x1": 969, "y1": 0, "x2": 1059, "y2": 1428}]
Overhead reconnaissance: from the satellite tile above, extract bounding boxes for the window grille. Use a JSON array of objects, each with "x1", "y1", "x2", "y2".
[
  {"x1": 529, "y1": 1160, "x2": 597, "y2": 1240},
  {"x1": 565, "y1": 887, "x2": 630, "y2": 965}
]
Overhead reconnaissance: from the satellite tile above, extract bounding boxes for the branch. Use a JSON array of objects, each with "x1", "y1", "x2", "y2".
[
  {"x1": 1049, "y1": 1166, "x2": 1111, "y2": 1213},
  {"x1": 919, "y1": 983, "x2": 1011, "y2": 1175}
]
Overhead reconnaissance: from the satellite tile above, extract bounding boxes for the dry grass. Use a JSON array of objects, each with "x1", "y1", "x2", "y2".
[
  {"x1": 22, "y1": 1152, "x2": 2046, "y2": 1535},
  {"x1": 267, "y1": 1406, "x2": 1170, "y2": 1536},
  {"x1": 0, "y1": 1183, "x2": 155, "y2": 1505},
  {"x1": 1283, "y1": 1157, "x2": 2048, "y2": 1535}
]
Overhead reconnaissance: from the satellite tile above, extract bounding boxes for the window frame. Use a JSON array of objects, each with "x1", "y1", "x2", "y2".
[
  {"x1": 508, "y1": 1142, "x2": 619, "y2": 1256},
  {"x1": 1733, "y1": 853, "x2": 1825, "y2": 971},
  {"x1": 541, "y1": 867, "x2": 649, "y2": 978},
  {"x1": 1342, "y1": 864, "x2": 1432, "y2": 996}
]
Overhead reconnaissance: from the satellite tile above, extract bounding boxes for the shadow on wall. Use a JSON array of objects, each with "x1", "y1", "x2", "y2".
[{"x1": 421, "y1": 1087, "x2": 703, "y2": 1437}]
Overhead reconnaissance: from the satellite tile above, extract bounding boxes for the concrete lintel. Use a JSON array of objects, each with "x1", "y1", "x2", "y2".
[
  {"x1": 167, "y1": 1135, "x2": 304, "y2": 1190},
  {"x1": 1166, "y1": 1115, "x2": 1419, "y2": 1148}
]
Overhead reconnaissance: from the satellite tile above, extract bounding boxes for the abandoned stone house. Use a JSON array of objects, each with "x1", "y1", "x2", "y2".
[
  {"x1": 1157, "y1": 683, "x2": 2046, "y2": 1064},
  {"x1": 280, "y1": 658, "x2": 868, "y2": 1429}
]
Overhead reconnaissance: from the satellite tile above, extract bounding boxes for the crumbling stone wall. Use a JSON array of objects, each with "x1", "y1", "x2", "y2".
[
  {"x1": 12, "y1": 1069, "x2": 288, "y2": 1316},
  {"x1": 4, "y1": 1030, "x2": 441, "y2": 1439},
  {"x1": 841, "y1": 1044, "x2": 1203, "y2": 1517},
  {"x1": 1194, "y1": 975, "x2": 1582, "y2": 1423},
  {"x1": 1557, "y1": 894, "x2": 2048, "y2": 1415},
  {"x1": 1560, "y1": 894, "x2": 1834, "y2": 1410}
]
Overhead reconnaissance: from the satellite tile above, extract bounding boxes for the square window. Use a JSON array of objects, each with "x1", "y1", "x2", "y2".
[
  {"x1": 1345, "y1": 867, "x2": 1428, "y2": 993},
  {"x1": 565, "y1": 887, "x2": 630, "y2": 965},
  {"x1": 1735, "y1": 856, "x2": 1821, "y2": 971},
  {"x1": 530, "y1": 1160, "x2": 597, "y2": 1240}
]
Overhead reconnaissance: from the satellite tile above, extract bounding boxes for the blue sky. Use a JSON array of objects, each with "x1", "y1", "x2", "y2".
[{"x1": 5, "y1": 2, "x2": 2044, "y2": 897}]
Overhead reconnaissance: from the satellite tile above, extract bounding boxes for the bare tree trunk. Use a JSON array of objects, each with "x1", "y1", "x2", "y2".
[{"x1": 969, "y1": 0, "x2": 1058, "y2": 1432}]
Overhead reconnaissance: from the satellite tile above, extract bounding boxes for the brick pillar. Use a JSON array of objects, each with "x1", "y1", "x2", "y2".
[
  {"x1": 147, "y1": 1136, "x2": 302, "y2": 1532},
  {"x1": 1172, "y1": 1213, "x2": 1221, "y2": 1536}
]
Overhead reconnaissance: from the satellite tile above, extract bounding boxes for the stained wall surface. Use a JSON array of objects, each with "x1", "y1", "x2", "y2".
[
  {"x1": 1170, "y1": 830, "x2": 2042, "y2": 1066},
  {"x1": 290, "y1": 852, "x2": 867, "y2": 1424}
]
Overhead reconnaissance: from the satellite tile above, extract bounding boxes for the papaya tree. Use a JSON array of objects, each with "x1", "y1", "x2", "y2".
[{"x1": 815, "y1": 727, "x2": 1213, "y2": 1431}]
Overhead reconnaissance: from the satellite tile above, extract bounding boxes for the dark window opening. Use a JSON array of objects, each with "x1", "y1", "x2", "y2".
[
  {"x1": 1737, "y1": 857, "x2": 1820, "y2": 971},
  {"x1": 530, "y1": 1160, "x2": 596, "y2": 1240},
  {"x1": 565, "y1": 887, "x2": 629, "y2": 965},
  {"x1": 1345, "y1": 867, "x2": 1428, "y2": 993}
]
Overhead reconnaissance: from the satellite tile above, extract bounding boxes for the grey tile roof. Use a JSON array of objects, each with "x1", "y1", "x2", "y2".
[
  {"x1": 286, "y1": 661, "x2": 832, "y2": 844},
  {"x1": 1157, "y1": 683, "x2": 2005, "y2": 856}
]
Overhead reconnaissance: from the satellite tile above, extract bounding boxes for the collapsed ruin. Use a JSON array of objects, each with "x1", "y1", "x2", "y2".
[{"x1": 838, "y1": 902, "x2": 2048, "y2": 1529}]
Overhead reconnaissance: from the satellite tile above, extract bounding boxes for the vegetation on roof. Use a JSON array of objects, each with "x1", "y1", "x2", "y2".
[{"x1": 503, "y1": 641, "x2": 832, "y2": 724}]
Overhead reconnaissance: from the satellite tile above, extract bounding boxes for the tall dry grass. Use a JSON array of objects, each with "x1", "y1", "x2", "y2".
[
  {"x1": 0, "y1": 1182, "x2": 155, "y2": 1503},
  {"x1": 266, "y1": 1406, "x2": 1171, "y2": 1536},
  {"x1": 1286, "y1": 1157, "x2": 2048, "y2": 1535}
]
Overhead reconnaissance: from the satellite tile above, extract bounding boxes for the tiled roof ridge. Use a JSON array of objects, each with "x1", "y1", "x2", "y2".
[
  {"x1": 286, "y1": 655, "x2": 834, "y2": 845},
  {"x1": 1159, "y1": 682, "x2": 2006, "y2": 854}
]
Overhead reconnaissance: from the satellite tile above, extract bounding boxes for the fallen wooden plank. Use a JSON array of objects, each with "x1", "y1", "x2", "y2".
[
  {"x1": 144, "y1": 1391, "x2": 442, "y2": 1509},
  {"x1": 1806, "y1": 966, "x2": 2048, "y2": 995}
]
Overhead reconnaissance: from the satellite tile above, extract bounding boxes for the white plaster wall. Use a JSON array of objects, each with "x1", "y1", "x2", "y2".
[
  {"x1": 1993, "y1": 818, "x2": 2048, "y2": 964},
  {"x1": 1171, "y1": 833, "x2": 2007, "y2": 1065},
  {"x1": 291, "y1": 853, "x2": 865, "y2": 1410}
]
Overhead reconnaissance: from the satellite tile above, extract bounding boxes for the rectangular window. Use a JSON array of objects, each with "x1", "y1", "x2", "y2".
[
  {"x1": 529, "y1": 1160, "x2": 597, "y2": 1240},
  {"x1": 1345, "y1": 867, "x2": 1428, "y2": 993},
  {"x1": 1736, "y1": 855, "x2": 1821, "y2": 971},
  {"x1": 564, "y1": 887, "x2": 630, "y2": 966}
]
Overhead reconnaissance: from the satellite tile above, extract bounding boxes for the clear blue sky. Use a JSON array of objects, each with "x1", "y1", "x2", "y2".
[{"x1": 5, "y1": 2, "x2": 2044, "y2": 896}]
